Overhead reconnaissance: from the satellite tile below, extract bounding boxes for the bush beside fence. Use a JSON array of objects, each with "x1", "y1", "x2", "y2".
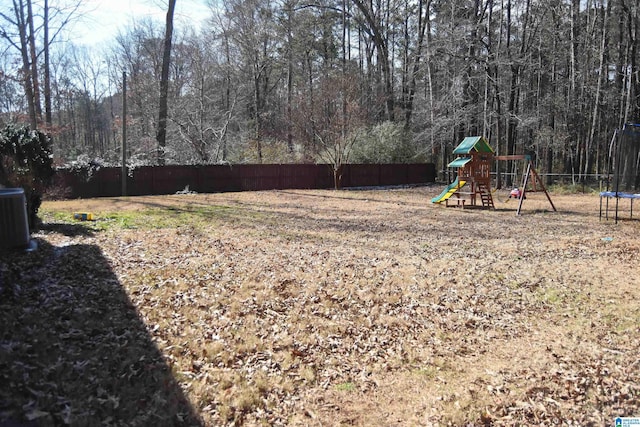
[{"x1": 54, "y1": 163, "x2": 436, "y2": 199}]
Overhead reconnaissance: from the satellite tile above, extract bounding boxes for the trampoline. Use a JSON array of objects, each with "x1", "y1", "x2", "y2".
[{"x1": 600, "y1": 191, "x2": 640, "y2": 221}]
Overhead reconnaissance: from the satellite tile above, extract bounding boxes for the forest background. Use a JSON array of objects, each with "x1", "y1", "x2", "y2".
[{"x1": 1, "y1": 0, "x2": 639, "y2": 182}]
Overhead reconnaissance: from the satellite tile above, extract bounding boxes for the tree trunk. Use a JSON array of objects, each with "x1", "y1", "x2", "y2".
[
  {"x1": 403, "y1": 0, "x2": 431, "y2": 130},
  {"x1": 26, "y1": 0, "x2": 42, "y2": 124},
  {"x1": 351, "y1": 0, "x2": 395, "y2": 121},
  {"x1": 156, "y1": 0, "x2": 176, "y2": 165},
  {"x1": 629, "y1": 1, "x2": 640, "y2": 120},
  {"x1": 585, "y1": 3, "x2": 608, "y2": 181},
  {"x1": 254, "y1": 70, "x2": 263, "y2": 163},
  {"x1": 10, "y1": 0, "x2": 38, "y2": 129},
  {"x1": 286, "y1": 2, "x2": 294, "y2": 153},
  {"x1": 43, "y1": 0, "x2": 52, "y2": 127}
]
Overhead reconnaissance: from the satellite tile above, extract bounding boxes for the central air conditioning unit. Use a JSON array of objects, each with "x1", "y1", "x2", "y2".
[{"x1": 0, "y1": 188, "x2": 32, "y2": 251}]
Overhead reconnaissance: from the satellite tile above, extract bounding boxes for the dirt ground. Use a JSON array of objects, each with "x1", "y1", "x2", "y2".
[{"x1": 2, "y1": 185, "x2": 639, "y2": 426}]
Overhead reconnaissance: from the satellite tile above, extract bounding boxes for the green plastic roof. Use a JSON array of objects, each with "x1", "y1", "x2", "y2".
[
  {"x1": 452, "y1": 136, "x2": 494, "y2": 154},
  {"x1": 447, "y1": 157, "x2": 472, "y2": 168}
]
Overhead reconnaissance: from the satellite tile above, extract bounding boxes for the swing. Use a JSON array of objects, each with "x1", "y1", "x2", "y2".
[
  {"x1": 492, "y1": 162, "x2": 524, "y2": 203},
  {"x1": 491, "y1": 187, "x2": 511, "y2": 204}
]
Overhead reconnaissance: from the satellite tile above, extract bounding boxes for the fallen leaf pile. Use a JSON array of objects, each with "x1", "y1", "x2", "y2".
[{"x1": 1, "y1": 187, "x2": 639, "y2": 426}]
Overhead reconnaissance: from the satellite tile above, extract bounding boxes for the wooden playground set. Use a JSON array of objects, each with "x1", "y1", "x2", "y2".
[{"x1": 431, "y1": 136, "x2": 556, "y2": 215}]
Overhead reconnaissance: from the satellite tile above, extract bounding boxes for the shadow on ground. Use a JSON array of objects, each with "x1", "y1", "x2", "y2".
[
  {"x1": 37, "y1": 222, "x2": 96, "y2": 238},
  {"x1": 0, "y1": 240, "x2": 202, "y2": 426}
]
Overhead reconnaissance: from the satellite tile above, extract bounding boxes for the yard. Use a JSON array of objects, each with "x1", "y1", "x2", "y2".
[{"x1": 1, "y1": 186, "x2": 639, "y2": 426}]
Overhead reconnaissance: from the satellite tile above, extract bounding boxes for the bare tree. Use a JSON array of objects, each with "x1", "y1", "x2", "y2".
[
  {"x1": 111, "y1": 19, "x2": 164, "y2": 163},
  {"x1": 171, "y1": 32, "x2": 240, "y2": 163},
  {"x1": 1, "y1": 0, "x2": 80, "y2": 130},
  {"x1": 296, "y1": 71, "x2": 365, "y2": 189},
  {"x1": 1, "y1": 0, "x2": 38, "y2": 128},
  {"x1": 223, "y1": 0, "x2": 279, "y2": 163}
]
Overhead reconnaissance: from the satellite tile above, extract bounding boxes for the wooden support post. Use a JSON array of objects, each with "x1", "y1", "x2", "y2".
[
  {"x1": 516, "y1": 163, "x2": 530, "y2": 215},
  {"x1": 530, "y1": 164, "x2": 556, "y2": 212},
  {"x1": 121, "y1": 71, "x2": 127, "y2": 197}
]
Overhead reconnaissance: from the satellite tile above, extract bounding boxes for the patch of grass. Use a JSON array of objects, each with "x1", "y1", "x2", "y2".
[
  {"x1": 548, "y1": 183, "x2": 600, "y2": 194},
  {"x1": 335, "y1": 382, "x2": 356, "y2": 392},
  {"x1": 599, "y1": 309, "x2": 640, "y2": 334},
  {"x1": 412, "y1": 366, "x2": 439, "y2": 379},
  {"x1": 101, "y1": 211, "x2": 142, "y2": 229},
  {"x1": 537, "y1": 287, "x2": 563, "y2": 305},
  {"x1": 41, "y1": 204, "x2": 264, "y2": 232},
  {"x1": 299, "y1": 365, "x2": 317, "y2": 383},
  {"x1": 44, "y1": 210, "x2": 71, "y2": 222}
]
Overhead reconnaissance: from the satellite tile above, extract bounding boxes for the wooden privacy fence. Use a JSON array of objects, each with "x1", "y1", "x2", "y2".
[{"x1": 55, "y1": 163, "x2": 436, "y2": 198}]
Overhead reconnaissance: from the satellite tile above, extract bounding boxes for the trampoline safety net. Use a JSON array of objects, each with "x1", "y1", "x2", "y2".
[{"x1": 614, "y1": 123, "x2": 640, "y2": 192}]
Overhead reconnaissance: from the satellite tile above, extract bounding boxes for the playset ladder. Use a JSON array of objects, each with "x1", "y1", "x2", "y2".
[{"x1": 477, "y1": 182, "x2": 494, "y2": 209}]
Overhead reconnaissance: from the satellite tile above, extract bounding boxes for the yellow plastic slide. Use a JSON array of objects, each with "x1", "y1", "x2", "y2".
[{"x1": 431, "y1": 178, "x2": 466, "y2": 203}]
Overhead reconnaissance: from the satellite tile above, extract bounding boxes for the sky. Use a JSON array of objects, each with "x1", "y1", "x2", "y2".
[{"x1": 69, "y1": 0, "x2": 211, "y2": 46}]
